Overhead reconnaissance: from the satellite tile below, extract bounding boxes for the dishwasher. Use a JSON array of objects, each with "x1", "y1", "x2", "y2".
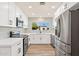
[{"x1": 23, "y1": 35, "x2": 28, "y2": 56}]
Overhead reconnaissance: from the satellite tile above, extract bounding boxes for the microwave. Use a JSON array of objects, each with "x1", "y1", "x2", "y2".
[{"x1": 16, "y1": 17, "x2": 24, "y2": 27}]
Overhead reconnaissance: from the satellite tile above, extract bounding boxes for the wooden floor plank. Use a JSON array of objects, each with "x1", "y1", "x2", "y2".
[{"x1": 26, "y1": 44, "x2": 55, "y2": 56}]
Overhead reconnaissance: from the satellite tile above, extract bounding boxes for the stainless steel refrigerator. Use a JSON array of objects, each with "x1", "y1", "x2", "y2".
[
  {"x1": 55, "y1": 8, "x2": 79, "y2": 56},
  {"x1": 55, "y1": 10, "x2": 71, "y2": 56}
]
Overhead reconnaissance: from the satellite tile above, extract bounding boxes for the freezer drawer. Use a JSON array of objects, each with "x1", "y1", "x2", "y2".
[
  {"x1": 55, "y1": 48, "x2": 66, "y2": 56},
  {"x1": 59, "y1": 41, "x2": 71, "y2": 54}
]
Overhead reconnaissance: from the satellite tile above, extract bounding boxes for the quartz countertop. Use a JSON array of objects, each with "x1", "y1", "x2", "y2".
[
  {"x1": 20, "y1": 33, "x2": 54, "y2": 35},
  {"x1": 20, "y1": 33, "x2": 30, "y2": 35},
  {"x1": 0, "y1": 38, "x2": 23, "y2": 47},
  {"x1": 28, "y1": 33, "x2": 54, "y2": 35}
]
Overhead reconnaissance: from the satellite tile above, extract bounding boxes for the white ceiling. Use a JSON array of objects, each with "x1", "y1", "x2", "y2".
[{"x1": 16, "y1": 2, "x2": 63, "y2": 17}]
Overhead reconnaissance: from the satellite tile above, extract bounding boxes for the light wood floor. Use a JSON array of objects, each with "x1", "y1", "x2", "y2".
[{"x1": 26, "y1": 44, "x2": 55, "y2": 56}]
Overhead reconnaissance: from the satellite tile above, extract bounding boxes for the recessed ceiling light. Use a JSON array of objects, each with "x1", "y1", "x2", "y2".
[
  {"x1": 32, "y1": 13, "x2": 35, "y2": 15},
  {"x1": 48, "y1": 13, "x2": 50, "y2": 15},
  {"x1": 40, "y1": 16, "x2": 42, "y2": 18},
  {"x1": 38, "y1": 17, "x2": 44, "y2": 22},
  {"x1": 28, "y1": 6, "x2": 32, "y2": 8},
  {"x1": 51, "y1": 6, "x2": 55, "y2": 9}
]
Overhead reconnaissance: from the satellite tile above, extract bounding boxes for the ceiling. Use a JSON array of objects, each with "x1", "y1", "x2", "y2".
[{"x1": 16, "y1": 2, "x2": 63, "y2": 17}]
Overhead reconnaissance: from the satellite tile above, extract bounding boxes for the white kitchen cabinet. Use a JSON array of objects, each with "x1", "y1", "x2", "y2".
[
  {"x1": 8, "y1": 2, "x2": 16, "y2": 27},
  {"x1": 0, "y1": 2, "x2": 16, "y2": 27},
  {"x1": 40, "y1": 34, "x2": 51, "y2": 44},
  {"x1": 30, "y1": 34, "x2": 40, "y2": 44},
  {"x1": 0, "y1": 47, "x2": 11, "y2": 56},
  {"x1": 33, "y1": 34, "x2": 41, "y2": 44},
  {"x1": 22, "y1": 14, "x2": 28, "y2": 28},
  {"x1": 0, "y1": 39, "x2": 23, "y2": 56},
  {"x1": 0, "y1": 2, "x2": 28, "y2": 28},
  {"x1": 11, "y1": 42, "x2": 23, "y2": 56},
  {"x1": 29, "y1": 34, "x2": 51, "y2": 44},
  {"x1": 29, "y1": 34, "x2": 34, "y2": 44},
  {"x1": 0, "y1": 2, "x2": 9, "y2": 26},
  {"x1": 16, "y1": 6, "x2": 28, "y2": 28},
  {"x1": 54, "y1": 2, "x2": 77, "y2": 19},
  {"x1": 22, "y1": 13, "x2": 28, "y2": 28}
]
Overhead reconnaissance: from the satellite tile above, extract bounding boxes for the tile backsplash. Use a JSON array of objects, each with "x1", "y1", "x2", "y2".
[
  {"x1": 0, "y1": 27, "x2": 10, "y2": 39},
  {"x1": 0, "y1": 27, "x2": 24, "y2": 40}
]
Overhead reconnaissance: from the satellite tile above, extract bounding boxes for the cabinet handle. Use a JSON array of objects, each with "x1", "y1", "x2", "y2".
[
  {"x1": 64, "y1": 53, "x2": 66, "y2": 55},
  {"x1": 40, "y1": 38, "x2": 41, "y2": 40},
  {"x1": 64, "y1": 3, "x2": 68, "y2": 9},
  {"x1": 18, "y1": 48, "x2": 21, "y2": 54},
  {"x1": 17, "y1": 43, "x2": 21, "y2": 45}
]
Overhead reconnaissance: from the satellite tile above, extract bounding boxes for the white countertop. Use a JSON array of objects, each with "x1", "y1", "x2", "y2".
[
  {"x1": 28, "y1": 33, "x2": 54, "y2": 35},
  {"x1": 21, "y1": 33, "x2": 54, "y2": 35},
  {"x1": 20, "y1": 33, "x2": 30, "y2": 35},
  {"x1": 0, "y1": 38, "x2": 23, "y2": 47}
]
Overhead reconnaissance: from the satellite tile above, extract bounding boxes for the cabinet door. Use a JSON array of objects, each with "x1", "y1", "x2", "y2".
[
  {"x1": 41, "y1": 34, "x2": 51, "y2": 44},
  {"x1": 0, "y1": 2, "x2": 9, "y2": 26},
  {"x1": 66, "y1": 2, "x2": 77, "y2": 10},
  {"x1": 8, "y1": 2, "x2": 16, "y2": 27},
  {"x1": 15, "y1": 6, "x2": 28, "y2": 28},
  {"x1": 33, "y1": 34, "x2": 41, "y2": 44},
  {"x1": 51, "y1": 35, "x2": 55, "y2": 47},
  {"x1": 22, "y1": 13, "x2": 28, "y2": 28},
  {"x1": 29, "y1": 34, "x2": 34, "y2": 44},
  {"x1": 0, "y1": 47, "x2": 11, "y2": 56},
  {"x1": 29, "y1": 34, "x2": 41, "y2": 44},
  {"x1": 12, "y1": 41, "x2": 23, "y2": 56},
  {"x1": 30, "y1": 34, "x2": 40, "y2": 44}
]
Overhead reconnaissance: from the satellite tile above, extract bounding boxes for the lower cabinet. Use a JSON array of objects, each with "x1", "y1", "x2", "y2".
[
  {"x1": 29, "y1": 34, "x2": 51, "y2": 44},
  {"x1": 0, "y1": 40, "x2": 23, "y2": 56},
  {"x1": 29, "y1": 34, "x2": 40, "y2": 44},
  {"x1": 0, "y1": 47, "x2": 11, "y2": 56},
  {"x1": 51, "y1": 35, "x2": 55, "y2": 47},
  {"x1": 40, "y1": 34, "x2": 51, "y2": 44},
  {"x1": 11, "y1": 42, "x2": 23, "y2": 56}
]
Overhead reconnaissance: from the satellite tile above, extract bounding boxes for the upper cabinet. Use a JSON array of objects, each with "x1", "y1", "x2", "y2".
[
  {"x1": 54, "y1": 2, "x2": 78, "y2": 19},
  {"x1": 22, "y1": 13, "x2": 28, "y2": 28},
  {"x1": 8, "y1": 2, "x2": 16, "y2": 27},
  {"x1": 0, "y1": 2, "x2": 28, "y2": 28},
  {"x1": 15, "y1": 6, "x2": 28, "y2": 28},
  {"x1": 0, "y1": 2, "x2": 9, "y2": 27}
]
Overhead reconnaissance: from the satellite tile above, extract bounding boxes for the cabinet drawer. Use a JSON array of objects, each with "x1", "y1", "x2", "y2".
[
  {"x1": 59, "y1": 41, "x2": 71, "y2": 54},
  {"x1": 55, "y1": 48, "x2": 66, "y2": 56},
  {"x1": 59, "y1": 41, "x2": 66, "y2": 51},
  {"x1": 66, "y1": 45, "x2": 71, "y2": 54},
  {"x1": 41, "y1": 34, "x2": 50, "y2": 39},
  {"x1": 55, "y1": 39, "x2": 60, "y2": 48}
]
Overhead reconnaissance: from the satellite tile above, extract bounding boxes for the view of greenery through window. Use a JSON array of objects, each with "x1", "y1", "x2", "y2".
[{"x1": 32, "y1": 22, "x2": 49, "y2": 30}]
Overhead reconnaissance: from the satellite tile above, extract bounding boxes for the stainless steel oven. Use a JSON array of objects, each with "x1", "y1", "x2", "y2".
[{"x1": 23, "y1": 35, "x2": 28, "y2": 56}]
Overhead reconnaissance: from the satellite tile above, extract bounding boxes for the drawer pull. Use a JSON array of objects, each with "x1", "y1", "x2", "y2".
[{"x1": 17, "y1": 43, "x2": 21, "y2": 45}]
